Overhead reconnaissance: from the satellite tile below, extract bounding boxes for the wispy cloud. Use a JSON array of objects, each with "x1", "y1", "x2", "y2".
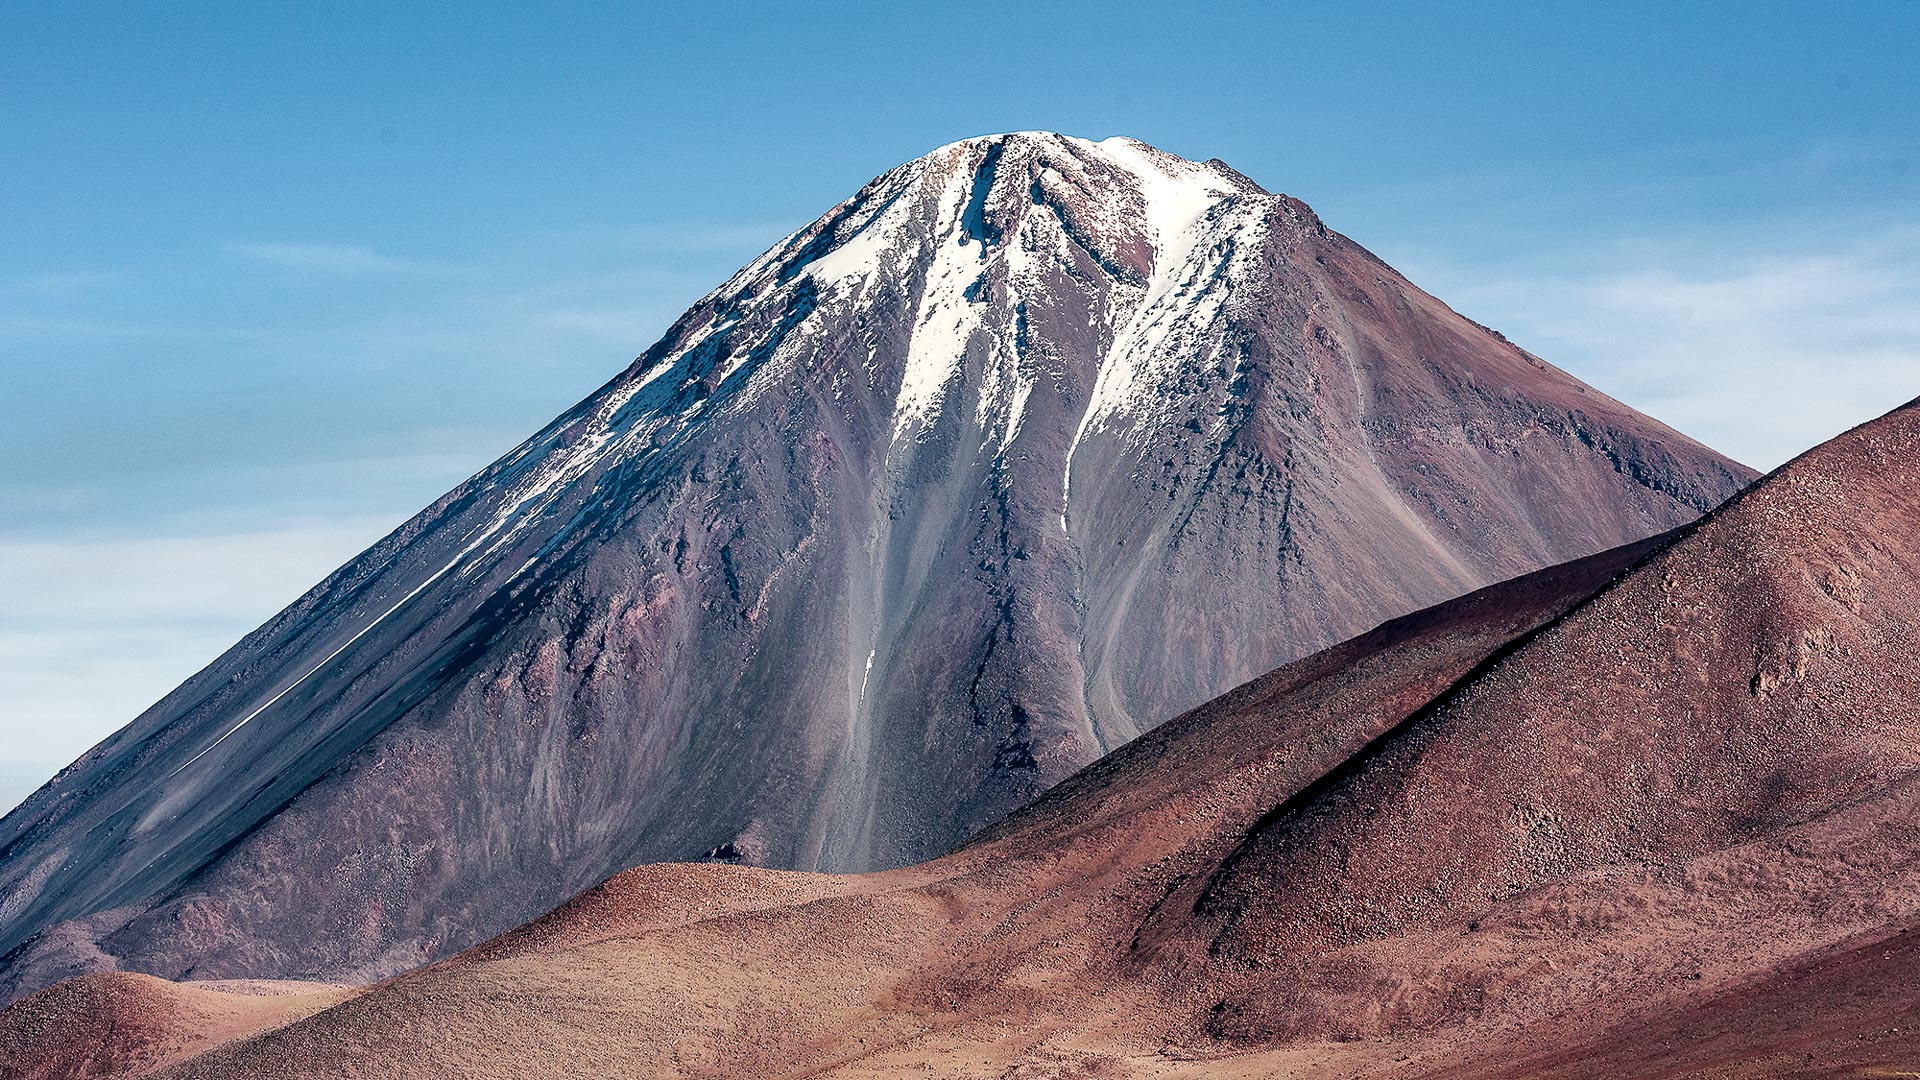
[
  {"x1": 541, "y1": 220, "x2": 797, "y2": 255},
  {"x1": 227, "y1": 242, "x2": 459, "y2": 276},
  {"x1": 0, "y1": 515, "x2": 403, "y2": 813},
  {"x1": 4, "y1": 270, "x2": 120, "y2": 295},
  {"x1": 1412, "y1": 226, "x2": 1920, "y2": 471},
  {"x1": 0, "y1": 314, "x2": 290, "y2": 345},
  {"x1": 642, "y1": 222, "x2": 796, "y2": 253}
]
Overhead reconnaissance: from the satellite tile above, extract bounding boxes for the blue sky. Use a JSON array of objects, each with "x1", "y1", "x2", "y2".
[{"x1": 3, "y1": 2, "x2": 1917, "y2": 811}]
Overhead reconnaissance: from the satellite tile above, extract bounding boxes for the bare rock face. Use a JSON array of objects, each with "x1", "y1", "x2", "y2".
[{"x1": 0, "y1": 132, "x2": 1754, "y2": 1002}]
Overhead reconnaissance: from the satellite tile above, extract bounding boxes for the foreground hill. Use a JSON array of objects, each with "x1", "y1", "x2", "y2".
[
  {"x1": 4, "y1": 532, "x2": 1655, "y2": 1078},
  {"x1": 12, "y1": 397, "x2": 1905, "y2": 1076},
  {"x1": 0, "y1": 975, "x2": 350, "y2": 1080},
  {"x1": 0, "y1": 132, "x2": 1752, "y2": 1003}
]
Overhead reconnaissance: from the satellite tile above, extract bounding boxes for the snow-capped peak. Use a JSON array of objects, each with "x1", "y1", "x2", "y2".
[{"x1": 397, "y1": 133, "x2": 1275, "y2": 592}]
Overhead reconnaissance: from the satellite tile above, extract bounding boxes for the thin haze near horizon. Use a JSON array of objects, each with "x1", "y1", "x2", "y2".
[{"x1": 3, "y1": 2, "x2": 1917, "y2": 812}]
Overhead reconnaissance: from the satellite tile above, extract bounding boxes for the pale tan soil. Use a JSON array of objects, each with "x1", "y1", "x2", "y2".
[{"x1": 0, "y1": 973, "x2": 355, "y2": 1078}]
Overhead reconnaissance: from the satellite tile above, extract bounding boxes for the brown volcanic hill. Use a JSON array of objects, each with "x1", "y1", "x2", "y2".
[
  {"x1": 8, "y1": 399, "x2": 1914, "y2": 1078},
  {"x1": 1177, "y1": 395, "x2": 1920, "y2": 1037},
  {"x1": 0, "y1": 974, "x2": 351, "y2": 1079},
  {"x1": 0, "y1": 131, "x2": 1753, "y2": 1006}
]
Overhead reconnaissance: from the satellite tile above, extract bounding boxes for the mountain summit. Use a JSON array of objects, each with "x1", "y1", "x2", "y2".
[{"x1": 0, "y1": 132, "x2": 1754, "y2": 1000}]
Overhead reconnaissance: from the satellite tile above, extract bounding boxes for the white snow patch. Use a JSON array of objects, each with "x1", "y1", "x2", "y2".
[
  {"x1": 997, "y1": 375, "x2": 1034, "y2": 453},
  {"x1": 1095, "y1": 138, "x2": 1237, "y2": 298},
  {"x1": 803, "y1": 160, "x2": 930, "y2": 291},
  {"x1": 1058, "y1": 138, "x2": 1260, "y2": 534},
  {"x1": 890, "y1": 164, "x2": 988, "y2": 441}
]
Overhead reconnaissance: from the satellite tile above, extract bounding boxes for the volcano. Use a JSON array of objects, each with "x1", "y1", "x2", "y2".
[
  {"x1": 0, "y1": 132, "x2": 1752, "y2": 1003},
  {"x1": 10, "y1": 398, "x2": 1911, "y2": 1079},
  {"x1": 2, "y1": 399, "x2": 1903, "y2": 1078}
]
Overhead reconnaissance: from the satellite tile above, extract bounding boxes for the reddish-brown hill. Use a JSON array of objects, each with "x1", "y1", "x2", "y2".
[
  {"x1": 6, "y1": 400, "x2": 1913, "y2": 1078},
  {"x1": 0, "y1": 975, "x2": 352, "y2": 1080}
]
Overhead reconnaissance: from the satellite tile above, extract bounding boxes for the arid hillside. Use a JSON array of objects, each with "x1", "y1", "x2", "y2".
[{"x1": 9, "y1": 399, "x2": 1912, "y2": 1078}]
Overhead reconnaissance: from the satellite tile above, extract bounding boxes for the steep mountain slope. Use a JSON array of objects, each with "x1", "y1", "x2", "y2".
[{"x1": 0, "y1": 132, "x2": 1753, "y2": 1003}]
